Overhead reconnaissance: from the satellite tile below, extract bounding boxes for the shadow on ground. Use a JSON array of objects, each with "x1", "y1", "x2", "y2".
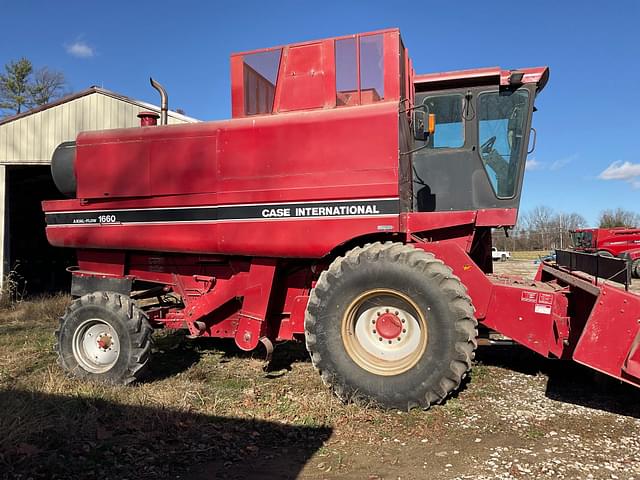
[
  {"x1": 476, "y1": 344, "x2": 640, "y2": 419},
  {"x1": 147, "y1": 333, "x2": 311, "y2": 382},
  {"x1": 0, "y1": 389, "x2": 331, "y2": 480}
]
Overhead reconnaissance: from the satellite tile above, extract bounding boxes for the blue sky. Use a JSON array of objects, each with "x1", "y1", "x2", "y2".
[{"x1": 1, "y1": 0, "x2": 639, "y2": 225}]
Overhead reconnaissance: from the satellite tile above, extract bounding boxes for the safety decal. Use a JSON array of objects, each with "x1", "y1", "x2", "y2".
[{"x1": 534, "y1": 304, "x2": 552, "y2": 315}]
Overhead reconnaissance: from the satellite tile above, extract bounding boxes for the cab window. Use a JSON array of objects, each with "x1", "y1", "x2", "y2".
[
  {"x1": 423, "y1": 94, "x2": 464, "y2": 148},
  {"x1": 478, "y1": 89, "x2": 530, "y2": 198}
]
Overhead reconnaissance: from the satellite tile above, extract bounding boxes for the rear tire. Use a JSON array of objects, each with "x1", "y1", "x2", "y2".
[
  {"x1": 305, "y1": 242, "x2": 477, "y2": 409},
  {"x1": 501, "y1": 254, "x2": 507, "y2": 262},
  {"x1": 56, "y1": 291, "x2": 152, "y2": 384},
  {"x1": 632, "y1": 259, "x2": 640, "y2": 279}
]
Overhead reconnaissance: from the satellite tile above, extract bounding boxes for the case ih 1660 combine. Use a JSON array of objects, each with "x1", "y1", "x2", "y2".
[{"x1": 43, "y1": 29, "x2": 640, "y2": 409}]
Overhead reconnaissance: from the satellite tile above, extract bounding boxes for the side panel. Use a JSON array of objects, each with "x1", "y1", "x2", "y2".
[
  {"x1": 46, "y1": 205, "x2": 400, "y2": 258},
  {"x1": 47, "y1": 102, "x2": 401, "y2": 258},
  {"x1": 572, "y1": 284, "x2": 640, "y2": 383}
]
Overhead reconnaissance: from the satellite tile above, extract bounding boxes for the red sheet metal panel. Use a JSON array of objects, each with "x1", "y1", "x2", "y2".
[
  {"x1": 482, "y1": 284, "x2": 566, "y2": 357},
  {"x1": 573, "y1": 284, "x2": 640, "y2": 385},
  {"x1": 278, "y1": 43, "x2": 329, "y2": 112}
]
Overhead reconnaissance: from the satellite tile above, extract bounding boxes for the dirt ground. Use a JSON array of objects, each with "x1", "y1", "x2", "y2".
[{"x1": 1, "y1": 259, "x2": 639, "y2": 480}]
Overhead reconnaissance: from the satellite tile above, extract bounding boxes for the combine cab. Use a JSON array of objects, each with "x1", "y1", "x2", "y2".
[{"x1": 43, "y1": 29, "x2": 640, "y2": 409}]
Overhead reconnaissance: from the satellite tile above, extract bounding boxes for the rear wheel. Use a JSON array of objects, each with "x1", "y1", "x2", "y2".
[
  {"x1": 632, "y1": 259, "x2": 640, "y2": 279},
  {"x1": 56, "y1": 291, "x2": 152, "y2": 384},
  {"x1": 305, "y1": 242, "x2": 477, "y2": 409}
]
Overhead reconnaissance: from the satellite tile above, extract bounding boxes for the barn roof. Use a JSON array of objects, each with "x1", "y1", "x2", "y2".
[
  {"x1": 0, "y1": 86, "x2": 197, "y2": 126},
  {"x1": 0, "y1": 86, "x2": 199, "y2": 164}
]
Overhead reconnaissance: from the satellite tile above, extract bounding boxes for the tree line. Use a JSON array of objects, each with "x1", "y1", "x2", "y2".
[
  {"x1": 0, "y1": 58, "x2": 67, "y2": 116},
  {"x1": 493, "y1": 207, "x2": 640, "y2": 252}
]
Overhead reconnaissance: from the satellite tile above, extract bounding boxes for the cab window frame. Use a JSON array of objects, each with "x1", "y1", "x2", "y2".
[
  {"x1": 476, "y1": 87, "x2": 532, "y2": 200},
  {"x1": 421, "y1": 93, "x2": 466, "y2": 150}
]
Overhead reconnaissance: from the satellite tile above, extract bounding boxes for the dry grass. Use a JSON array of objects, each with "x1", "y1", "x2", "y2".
[
  {"x1": 1, "y1": 288, "x2": 639, "y2": 479},
  {"x1": 0, "y1": 295, "x2": 453, "y2": 479},
  {"x1": 509, "y1": 250, "x2": 548, "y2": 260}
]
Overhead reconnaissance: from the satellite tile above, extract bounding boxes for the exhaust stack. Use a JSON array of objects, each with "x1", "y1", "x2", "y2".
[{"x1": 149, "y1": 77, "x2": 168, "y2": 125}]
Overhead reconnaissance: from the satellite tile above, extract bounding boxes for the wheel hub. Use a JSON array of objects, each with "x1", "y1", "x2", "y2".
[
  {"x1": 97, "y1": 333, "x2": 113, "y2": 350},
  {"x1": 72, "y1": 319, "x2": 121, "y2": 373},
  {"x1": 375, "y1": 312, "x2": 403, "y2": 339},
  {"x1": 342, "y1": 289, "x2": 428, "y2": 376}
]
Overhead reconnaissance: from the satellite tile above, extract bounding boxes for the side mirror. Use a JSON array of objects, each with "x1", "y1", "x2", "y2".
[{"x1": 413, "y1": 108, "x2": 435, "y2": 141}]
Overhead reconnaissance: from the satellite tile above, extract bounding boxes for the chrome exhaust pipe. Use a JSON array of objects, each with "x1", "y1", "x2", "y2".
[{"x1": 149, "y1": 77, "x2": 168, "y2": 125}]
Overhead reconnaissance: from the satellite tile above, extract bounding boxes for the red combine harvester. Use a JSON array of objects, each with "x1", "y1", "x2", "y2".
[
  {"x1": 43, "y1": 29, "x2": 640, "y2": 409},
  {"x1": 571, "y1": 227, "x2": 640, "y2": 278}
]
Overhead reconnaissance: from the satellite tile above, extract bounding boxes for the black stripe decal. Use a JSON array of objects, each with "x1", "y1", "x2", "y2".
[{"x1": 45, "y1": 198, "x2": 400, "y2": 226}]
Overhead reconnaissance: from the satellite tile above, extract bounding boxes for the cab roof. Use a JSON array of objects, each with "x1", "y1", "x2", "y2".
[{"x1": 414, "y1": 66, "x2": 549, "y2": 92}]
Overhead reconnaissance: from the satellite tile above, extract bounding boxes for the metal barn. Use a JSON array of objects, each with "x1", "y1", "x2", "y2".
[{"x1": 0, "y1": 87, "x2": 198, "y2": 294}]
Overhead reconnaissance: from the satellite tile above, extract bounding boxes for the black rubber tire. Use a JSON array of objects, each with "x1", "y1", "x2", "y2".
[
  {"x1": 632, "y1": 259, "x2": 640, "y2": 279},
  {"x1": 55, "y1": 291, "x2": 153, "y2": 384},
  {"x1": 597, "y1": 250, "x2": 614, "y2": 257},
  {"x1": 305, "y1": 242, "x2": 478, "y2": 410},
  {"x1": 501, "y1": 254, "x2": 507, "y2": 262}
]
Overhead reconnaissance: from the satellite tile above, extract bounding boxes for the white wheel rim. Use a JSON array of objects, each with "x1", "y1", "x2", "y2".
[
  {"x1": 342, "y1": 289, "x2": 428, "y2": 376},
  {"x1": 354, "y1": 306, "x2": 421, "y2": 362},
  {"x1": 72, "y1": 319, "x2": 120, "y2": 373}
]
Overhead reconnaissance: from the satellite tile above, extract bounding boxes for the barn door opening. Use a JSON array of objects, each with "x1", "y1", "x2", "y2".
[{"x1": 4, "y1": 165, "x2": 74, "y2": 296}]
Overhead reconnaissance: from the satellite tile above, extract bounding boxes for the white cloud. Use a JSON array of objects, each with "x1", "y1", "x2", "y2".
[
  {"x1": 526, "y1": 154, "x2": 577, "y2": 172},
  {"x1": 65, "y1": 40, "x2": 94, "y2": 58},
  {"x1": 599, "y1": 161, "x2": 640, "y2": 189},
  {"x1": 525, "y1": 158, "x2": 543, "y2": 171},
  {"x1": 549, "y1": 153, "x2": 577, "y2": 171},
  {"x1": 599, "y1": 161, "x2": 640, "y2": 181}
]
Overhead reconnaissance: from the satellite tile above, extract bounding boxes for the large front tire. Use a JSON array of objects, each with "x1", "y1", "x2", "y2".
[
  {"x1": 305, "y1": 242, "x2": 477, "y2": 409},
  {"x1": 56, "y1": 291, "x2": 153, "y2": 384}
]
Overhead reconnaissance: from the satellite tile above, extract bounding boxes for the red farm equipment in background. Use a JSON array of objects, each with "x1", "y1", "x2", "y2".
[
  {"x1": 571, "y1": 227, "x2": 640, "y2": 278},
  {"x1": 42, "y1": 29, "x2": 640, "y2": 409}
]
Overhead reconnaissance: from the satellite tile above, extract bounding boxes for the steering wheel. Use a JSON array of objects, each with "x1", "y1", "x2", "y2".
[{"x1": 481, "y1": 136, "x2": 497, "y2": 154}]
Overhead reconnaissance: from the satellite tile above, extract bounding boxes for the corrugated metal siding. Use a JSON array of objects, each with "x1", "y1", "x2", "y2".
[{"x1": 0, "y1": 92, "x2": 192, "y2": 164}]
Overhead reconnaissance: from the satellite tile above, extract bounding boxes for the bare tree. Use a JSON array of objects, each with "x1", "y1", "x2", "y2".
[
  {"x1": 598, "y1": 208, "x2": 640, "y2": 228},
  {"x1": 28, "y1": 67, "x2": 67, "y2": 107},
  {"x1": 507, "y1": 207, "x2": 590, "y2": 251}
]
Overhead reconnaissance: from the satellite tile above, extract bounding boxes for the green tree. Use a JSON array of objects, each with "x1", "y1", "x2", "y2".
[
  {"x1": 0, "y1": 58, "x2": 68, "y2": 116},
  {"x1": 0, "y1": 58, "x2": 33, "y2": 115}
]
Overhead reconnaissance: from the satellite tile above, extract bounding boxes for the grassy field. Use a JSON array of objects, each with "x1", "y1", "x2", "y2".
[
  {"x1": 509, "y1": 250, "x2": 548, "y2": 261},
  {"x1": 1, "y1": 270, "x2": 640, "y2": 479}
]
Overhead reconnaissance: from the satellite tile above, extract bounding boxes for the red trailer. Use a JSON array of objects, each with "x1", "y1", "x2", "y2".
[
  {"x1": 43, "y1": 29, "x2": 640, "y2": 409},
  {"x1": 571, "y1": 227, "x2": 640, "y2": 277}
]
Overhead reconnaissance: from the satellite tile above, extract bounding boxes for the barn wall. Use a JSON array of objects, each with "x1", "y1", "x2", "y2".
[{"x1": 0, "y1": 92, "x2": 191, "y2": 164}]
